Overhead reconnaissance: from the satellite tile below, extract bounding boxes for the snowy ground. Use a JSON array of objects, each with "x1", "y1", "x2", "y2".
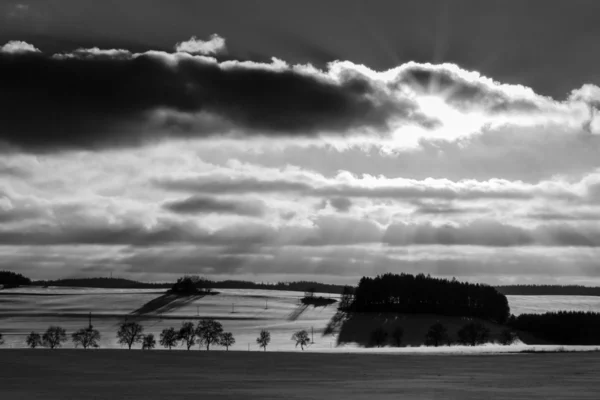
[{"x1": 1, "y1": 287, "x2": 599, "y2": 353}]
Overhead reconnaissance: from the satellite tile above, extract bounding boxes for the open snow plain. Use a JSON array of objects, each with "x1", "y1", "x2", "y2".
[{"x1": 2, "y1": 286, "x2": 600, "y2": 353}]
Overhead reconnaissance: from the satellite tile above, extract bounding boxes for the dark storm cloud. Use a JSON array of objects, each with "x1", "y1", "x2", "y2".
[
  {"x1": 0, "y1": 45, "x2": 423, "y2": 152},
  {"x1": 163, "y1": 196, "x2": 265, "y2": 217}
]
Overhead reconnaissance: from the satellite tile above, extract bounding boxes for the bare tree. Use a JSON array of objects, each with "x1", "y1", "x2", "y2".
[
  {"x1": 371, "y1": 326, "x2": 388, "y2": 347},
  {"x1": 178, "y1": 321, "x2": 196, "y2": 350},
  {"x1": 292, "y1": 330, "x2": 311, "y2": 350},
  {"x1": 117, "y1": 321, "x2": 144, "y2": 350},
  {"x1": 72, "y1": 327, "x2": 101, "y2": 349},
  {"x1": 159, "y1": 327, "x2": 179, "y2": 350},
  {"x1": 392, "y1": 327, "x2": 404, "y2": 347},
  {"x1": 43, "y1": 326, "x2": 67, "y2": 349},
  {"x1": 26, "y1": 332, "x2": 42, "y2": 348},
  {"x1": 457, "y1": 321, "x2": 490, "y2": 346},
  {"x1": 425, "y1": 321, "x2": 448, "y2": 347},
  {"x1": 196, "y1": 318, "x2": 224, "y2": 351},
  {"x1": 256, "y1": 329, "x2": 271, "y2": 351},
  {"x1": 142, "y1": 334, "x2": 156, "y2": 350},
  {"x1": 219, "y1": 332, "x2": 235, "y2": 350}
]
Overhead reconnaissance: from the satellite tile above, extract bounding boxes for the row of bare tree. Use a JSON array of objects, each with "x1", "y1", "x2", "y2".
[
  {"x1": 0, "y1": 319, "x2": 316, "y2": 351},
  {"x1": 369, "y1": 321, "x2": 517, "y2": 347}
]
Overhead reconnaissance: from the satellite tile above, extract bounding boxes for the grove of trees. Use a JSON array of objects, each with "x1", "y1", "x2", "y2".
[
  {"x1": 0, "y1": 270, "x2": 31, "y2": 288},
  {"x1": 349, "y1": 273, "x2": 510, "y2": 323},
  {"x1": 508, "y1": 311, "x2": 600, "y2": 345}
]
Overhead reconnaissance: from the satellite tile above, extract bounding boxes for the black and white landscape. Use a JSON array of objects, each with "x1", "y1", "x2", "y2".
[{"x1": 2, "y1": 1, "x2": 600, "y2": 399}]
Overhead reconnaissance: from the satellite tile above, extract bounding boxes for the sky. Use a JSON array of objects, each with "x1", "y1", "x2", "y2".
[{"x1": 1, "y1": 0, "x2": 600, "y2": 284}]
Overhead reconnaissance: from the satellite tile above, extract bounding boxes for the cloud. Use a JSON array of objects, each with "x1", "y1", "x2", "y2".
[
  {"x1": 163, "y1": 195, "x2": 266, "y2": 217},
  {"x1": 4, "y1": 36, "x2": 595, "y2": 153},
  {"x1": 329, "y1": 197, "x2": 352, "y2": 212},
  {"x1": 153, "y1": 170, "x2": 582, "y2": 202},
  {"x1": 0, "y1": 40, "x2": 40, "y2": 54},
  {"x1": 175, "y1": 34, "x2": 227, "y2": 55},
  {"x1": 0, "y1": 40, "x2": 429, "y2": 152}
]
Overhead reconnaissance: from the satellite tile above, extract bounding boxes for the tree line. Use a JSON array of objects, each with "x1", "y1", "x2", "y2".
[
  {"x1": 0, "y1": 319, "x2": 317, "y2": 351},
  {"x1": 346, "y1": 273, "x2": 510, "y2": 324},
  {"x1": 29, "y1": 276, "x2": 346, "y2": 294},
  {"x1": 508, "y1": 311, "x2": 600, "y2": 345},
  {"x1": 497, "y1": 285, "x2": 600, "y2": 297},
  {"x1": 0, "y1": 270, "x2": 32, "y2": 288}
]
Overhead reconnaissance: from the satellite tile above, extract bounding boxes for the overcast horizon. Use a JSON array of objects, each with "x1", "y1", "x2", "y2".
[{"x1": 1, "y1": 0, "x2": 600, "y2": 285}]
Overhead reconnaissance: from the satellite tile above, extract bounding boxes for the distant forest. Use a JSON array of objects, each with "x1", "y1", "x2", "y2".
[
  {"x1": 31, "y1": 277, "x2": 347, "y2": 294},
  {"x1": 21, "y1": 275, "x2": 600, "y2": 297},
  {"x1": 497, "y1": 285, "x2": 600, "y2": 296},
  {"x1": 348, "y1": 273, "x2": 510, "y2": 323},
  {"x1": 0, "y1": 271, "x2": 32, "y2": 288},
  {"x1": 509, "y1": 311, "x2": 600, "y2": 345}
]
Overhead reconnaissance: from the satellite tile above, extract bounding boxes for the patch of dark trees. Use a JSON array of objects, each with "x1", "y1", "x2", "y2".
[
  {"x1": 497, "y1": 285, "x2": 600, "y2": 297},
  {"x1": 0, "y1": 271, "x2": 32, "y2": 288},
  {"x1": 300, "y1": 289, "x2": 337, "y2": 307},
  {"x1": 346, "y1": 273, "x2": 510, "y2": 324},
  {"x1": 508, "y1": 311, "x2": 600, "y2": 345}
]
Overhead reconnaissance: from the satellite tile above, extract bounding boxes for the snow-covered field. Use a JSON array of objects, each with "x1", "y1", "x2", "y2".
[
  {"x1": 507, "y1": 295, "x2": 600, "y2": 315},
  {"x1": 1, "y1": 287, "x2": 599, "y2": 353}
]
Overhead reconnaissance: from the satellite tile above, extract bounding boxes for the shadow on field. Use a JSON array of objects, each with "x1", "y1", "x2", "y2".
[
  {"x1": 130, "y1": 292, "x2": 217, "y2": 316},
  {"x1": 337, "y1": 313, "x2": 508, "y2": 347}
]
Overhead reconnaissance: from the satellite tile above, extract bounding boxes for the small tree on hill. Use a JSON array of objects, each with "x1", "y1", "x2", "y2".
[
  {"x1": 142, "y1": 334, "x2": 156, "y2": 350},
  {"x1": 196, "y1": 318, "x2": 224, "y2": 351},
  {"x1": 257, "y1": 329, "x2": 271, "y2": 351},
  {"x1": 219, "y1": 332, "x2": 235, "y2": 350},
  {"x1": 160, "y1": 327, "x2": 179, "y2": 350},
  {"x1": 26, "y1": 332, "x2": 42, "y2": 348},
  {"x1": 72, "y1": 327, "x2": 101, "y2": 349},
  {"x1": 292, "y1": 330, "x2": 311, "y2": 350},
  {"x1": 178, "y1": 321, "x2": 197, "y2": 350},
  {"x1": 425, "y1": 322, "x2": 448, "y2": 347},
  {"x1": 43, "y1": 326, "x2": 67, "y2": 349},
  {"x1": 499, "y1": 329, "x2": 518, "y2": 345},
  {"x1": 457, "y1": 321, "x2": 490, "y2": 346},
  {"x1": 392, "y1": 327, "x2": 404, "y2": 347},
  {"x1": 371, "y1": 326, "x2": 388, "y2": 347},
  {"x1": 117, "y1": 321, "x2": 144, "y2": 350}
]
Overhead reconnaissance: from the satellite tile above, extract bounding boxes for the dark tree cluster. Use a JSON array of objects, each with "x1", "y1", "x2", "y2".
[
  {"x1": 0, "y1": 271, "x2": 31, "y2": 288},
  {"x1": 509, "y1": 311, "x2": 600, "y2": 345},
  {"x1": 350, "y1": 273, "x2": 510, "y2": 323}
]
